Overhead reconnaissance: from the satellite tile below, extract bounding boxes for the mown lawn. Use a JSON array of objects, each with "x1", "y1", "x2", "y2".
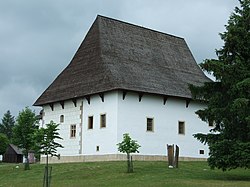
[{"x1": 0, "y1": 161, "x2": 249, "y2": 187}]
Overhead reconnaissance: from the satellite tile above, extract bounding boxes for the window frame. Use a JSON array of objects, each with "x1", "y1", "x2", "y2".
[
  {"x1": 70, "y1": 124, "x2": 76, "y2": 138},
  {"x1": 178, "y1": 121, "x2": 185, "y2": 135},
  {"x1": 88, "y1": 116, "x2": 94, "y2": 129},
  {"x1": 100, "y1": 113, "x2": 106, "y2": 128},
  {"x1": 60, "y1": 115, "x2": 64, "y2": 123},
  {"x1": 146, "y1": 117, "x2": 154, "y2": 132}
]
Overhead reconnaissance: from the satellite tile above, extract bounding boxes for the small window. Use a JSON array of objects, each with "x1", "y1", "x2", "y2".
[
  {"x1": 178, "y1": 121, "x2": 185, "y2": 135},
  {"x1": 147, "y1": 118, "x2": 154, "y2": 131},
  {"x1": 96, "y1": 146, "x2": 100, "y2": 152},
  {"x1": 100, "y1": 114, "x2": 106, "y2": 128},
  {"x1": 70, "y1": 124, "x2": 76, "y2": 138},
  {"x1": 88, "y1": 116, "x2": 93, "y2": 129},
  {"x1": 199, "y1": 150, "x2": 205, "y2": 154},
  {"x1": 60, "y1": 115, "x2": 64, "y2": 123}
]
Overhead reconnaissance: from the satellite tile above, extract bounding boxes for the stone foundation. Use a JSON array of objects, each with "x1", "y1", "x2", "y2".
[{"x1": 40, "y1": 154, "x2": 206, "y2": 164}]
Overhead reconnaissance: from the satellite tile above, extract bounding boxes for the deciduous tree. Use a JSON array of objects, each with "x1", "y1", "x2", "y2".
[
  {"x1": 117, "y1": 133, "x2": 140, "y2": 173},
  {"x1": 34, "y1": 121, "x2": 63, "y2": 187},
  {"x1": 190, "y1": 0, "x2": 250, "y2": 171},
  {"x1": 13, "y1": 107, "x2": 38, "y2": 170}
]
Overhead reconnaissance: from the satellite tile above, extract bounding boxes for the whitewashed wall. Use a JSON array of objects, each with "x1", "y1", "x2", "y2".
[
  {"x1": 42, "y1": 90, "x2": 210, "y2": 159},
  {"x1": 117, "y1": 91, "x2": 210, "y2": 158},
  {"x1": 43, "y1": 100, "x2": 82, "y2": 156},
  {"x1": 82, "y1": 91, "x2": 118, "y2": 155}
]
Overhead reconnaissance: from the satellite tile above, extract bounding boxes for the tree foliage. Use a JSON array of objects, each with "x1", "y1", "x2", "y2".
[
  {"x1": 0, "y1": 133, "x2": 9, "y2": 155},
  {"x1": 34, "y1": 121, "x2": 63, "y2": 187},
  {"x1": 34, "y1": 121, "x2": 63, "y2": 159},
  {"x1": 190, "y1": 0, "x2": 250, "y2": 171},
  {"x1": 12, "y1": 107, "x2": 38, "y2": 170},
  {"x1": 117, "y1": 133, "x2": 140, "y2": 173},
  {"x1": 0, "y1": 110, "x2": 15, "y2": 141}
]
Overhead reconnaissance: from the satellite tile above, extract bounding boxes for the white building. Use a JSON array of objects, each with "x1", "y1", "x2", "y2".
[{"x1": 34, "y1": 15, "x2": 211, "y2": 163}]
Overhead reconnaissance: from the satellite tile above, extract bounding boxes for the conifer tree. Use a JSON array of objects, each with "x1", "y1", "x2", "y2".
[
  {"x1": 0, "y1": 133, "x2": 8, "y2": 155},
  {"x1": 0, "y1": 110, "x2": 15, "y2": 141},
  {"x1": 190, "y1": 0, "x2": 250, "y2": 171}
]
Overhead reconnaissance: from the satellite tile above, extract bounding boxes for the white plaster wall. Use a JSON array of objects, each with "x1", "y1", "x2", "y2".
[
  {"x1": 82, "y1": 91, "x2": 118, "y2": 155},
  {"x1": 42, "y1": 90, "x2": 210, "y2": 159},
  {"x1": 43, "y1": 100, "x2": 82, "y2": 156},
  {"x1": 117, "y1": 91, "x2": 210, "y2": 158}
]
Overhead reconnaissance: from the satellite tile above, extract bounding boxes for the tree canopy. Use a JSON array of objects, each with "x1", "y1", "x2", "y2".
[
  {"x1": 34, "y1": 121, "x2": 63, "y2": 187},
  {"x1": 0, "y1": 110, "x2": 15, "y2": 141},
  {"x1": 190, "y1": 0, "x2": 250, "y2": 171},
  {"x1": 117, "y1": 133, "x2": 140, "y2": 173},
  {"x1": 13, "y1": 107, "x2": 38, "y2": 170},
  {"x1": 0, "y1": 133, "x2": 8, "y2": 155},
  {"x1": 34, "y1": 121, "x2": 63, "y2": 159},
  {"x1": 117, "y1": 133, "x2": 141, "y2": 155}
]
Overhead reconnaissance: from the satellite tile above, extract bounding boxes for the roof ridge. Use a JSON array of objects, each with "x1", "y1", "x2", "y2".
[
  {"x1": 96, "y1": 15, "x2": 184, "y2": 40},
  {"x1": 34, "y1": 16, "x2": 210, "y2": 106}
]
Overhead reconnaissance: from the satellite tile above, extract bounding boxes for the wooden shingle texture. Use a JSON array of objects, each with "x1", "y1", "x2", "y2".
[{"x1": 34, "y1": 15, "x2": 210, "y2": 106}]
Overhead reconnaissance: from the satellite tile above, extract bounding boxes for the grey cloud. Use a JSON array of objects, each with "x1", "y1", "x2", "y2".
[{"x1": 0, "y1": 0, "x2": 238, "y2": 118}]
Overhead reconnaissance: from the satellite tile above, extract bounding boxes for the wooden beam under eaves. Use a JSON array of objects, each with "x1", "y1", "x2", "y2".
[
  {"x1": 85, "y1": 96, "x2": 90, "y2": 105},
  {"x1": 163, "y1": 96, "x2": 168, "y2": 105},
  {"x1": 99, "y1": 93, "x2": 104, "y2": 102},
  {"x1": 122, "y1": 91, "x2": 127, "y2": 100},
  {"x1": 60, "y1": 101, "x2": 64, "y2": 109},
  {"x1": 138, "y1": 92, "x2": 143, "y2": 102},
  {"x1": 186, "y1": 99, "x2": 191, "y2": 108},
  {"x1": 72, "y1": 99, "x2": 77, "y2": 107},
  {"x1": 49, "y1": 103, "x2": 54, "y2": 111}
]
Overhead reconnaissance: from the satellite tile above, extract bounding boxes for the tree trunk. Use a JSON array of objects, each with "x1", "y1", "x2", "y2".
[
  {"x1": 46, "y1": 154, "x2": 49, "y2": 187},
  {"x1": 127, "y1": 153, "x2": 131, "y2": 173},
  {"x1": 126, "y1": 153, "x2": 134, "y2": 173},
  {"x1": 24, "y1": 153, "x2": 30, "y2": 170},
  {"x1": 130, "y1": 156, "x2": 133, "y2": 173}
]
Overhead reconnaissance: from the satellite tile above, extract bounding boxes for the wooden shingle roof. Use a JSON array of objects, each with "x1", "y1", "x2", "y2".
[{"x1": 34, "y1": 15, "x2": 210, "y2": 106}]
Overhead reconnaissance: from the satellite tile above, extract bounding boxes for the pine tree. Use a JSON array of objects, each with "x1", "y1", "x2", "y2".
[
  {"x1": 190, "y1": 0, "x2": 250, "y2": 171},
  {"x1": 0, "y1": 110, "x2": 15, "y2": 141}
]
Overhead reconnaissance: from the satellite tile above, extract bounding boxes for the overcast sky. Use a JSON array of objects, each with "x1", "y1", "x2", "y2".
[{"x1": 0, "y1": 0, "x2": 239, "y2": 119}]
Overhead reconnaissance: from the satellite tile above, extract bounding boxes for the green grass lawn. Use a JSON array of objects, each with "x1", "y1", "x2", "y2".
[{"x1": 0, "y1": 161, "x2": 249, "y2": 187}]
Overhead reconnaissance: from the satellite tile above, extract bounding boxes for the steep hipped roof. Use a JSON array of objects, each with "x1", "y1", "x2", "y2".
[{"x1": 34, "y1": 15, "x2": 210, "y2": 106}]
